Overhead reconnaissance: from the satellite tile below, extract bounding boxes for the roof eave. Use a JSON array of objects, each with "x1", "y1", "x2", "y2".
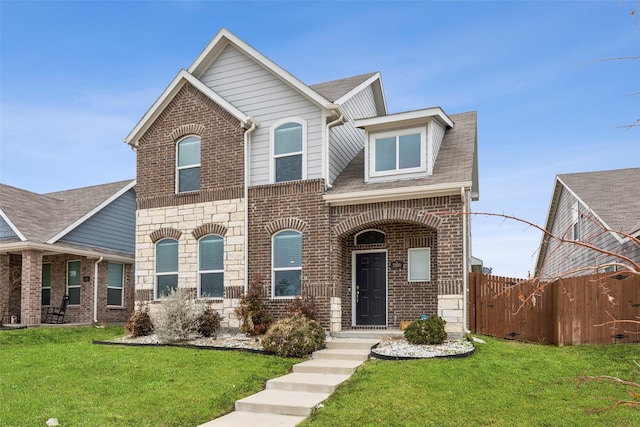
[
  {"x1": 187, "y1": 28, "x2": 331, "y2": 109},
  {"x1": 354, "y1": 107, "x2": 453, "y2": 131},
  {"x1": 0, "y1": 209, "x2": 27, "y2": 241},
  {"x1": 323, "y1": 182, "x2": 473, "y2": 206},
  {"x1": 0, "y1": 241, "x2": 135, "y2": 263},
  {"x1": 124, "y1": 70, "x2": 250, "y2": 147},
  {"x1": 46, "y1": 180, "x2": 136, "y2": 244}
]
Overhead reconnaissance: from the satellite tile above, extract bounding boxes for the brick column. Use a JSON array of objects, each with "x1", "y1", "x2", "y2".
[
  {"x1": 21, "y1": 250, "x2": 43, "y2": 325},
  {"x1": 0, "y1": 254, "x2": 10, "y2": 324}
]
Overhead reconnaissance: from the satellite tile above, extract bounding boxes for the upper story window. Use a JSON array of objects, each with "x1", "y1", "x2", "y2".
[
  {"x1": 199, "y1": 235, "x2": 224, "y2": 299},
  {"x1": 177, "y1": 135, "x2": 201, "y2": 193},
  {"x1": 156, "y1": 238, "x2": 178, "y2": 299},
  {"x1": 272, "y1": 230, "x2": 302, "y2": 297},
  {"x1": 369, "y1": 127, "x2": 426, "y2": 178},
  {"x1": 272, "y1": 120, "x2": 304, "y2": 183},
  {"x1": 571, "y1": 202, "x2": 581, "y2": 241}
]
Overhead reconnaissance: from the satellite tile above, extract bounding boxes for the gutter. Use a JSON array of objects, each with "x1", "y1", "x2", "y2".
[
  {"x1": 324, "y1": 181, "x2": 473, "y2": 206},
  {"x1": 461, "y1": 187, "x2": 470, "y2": 334},
  {"x1": 243, "y1": 117, "x2": 259, "y2": 293},
  {"x1": 94, "y1": 257, "x2": 104, "y2": 323},
  {"x1": 323, "y1": 104, "x2": 346, "y2": 189}
]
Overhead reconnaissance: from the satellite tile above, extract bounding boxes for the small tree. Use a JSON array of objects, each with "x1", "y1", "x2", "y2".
[
  {"x1": 0, "y1": 266, "x2": 21, "y2": 326},
  {"x1": 235, "y1": 275, "x2": 272, "y2": 336}
]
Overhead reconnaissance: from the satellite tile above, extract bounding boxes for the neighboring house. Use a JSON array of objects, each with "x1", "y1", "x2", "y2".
[
  {"x1": 0, "y1": 180, "x2": 136, "y2": 325},
  {"x1": 535, "y1": 168, "x2": 640, "y2": 279},
  {"x1": 125, "y1": 28, "x2": 479, "y2": 336}
]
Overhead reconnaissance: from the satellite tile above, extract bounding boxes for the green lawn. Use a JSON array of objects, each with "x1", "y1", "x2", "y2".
[
  {"x1": 2, "y1": 328, "x2": 639, "y2": 427},
  {"x1": 0, "y1": 326, "x2": 299, "y2": 427},
  {"x1": 302, "y1": 336, "x2": 640, "y2": 427}
]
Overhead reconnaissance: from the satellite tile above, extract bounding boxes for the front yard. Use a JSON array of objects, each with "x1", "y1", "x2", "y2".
[{"x1": 1, "y1": 326, "x2": 639, "y2": 426}]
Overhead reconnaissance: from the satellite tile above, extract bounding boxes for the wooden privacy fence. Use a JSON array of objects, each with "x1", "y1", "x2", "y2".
[{"x1": 468, "y1": 272, "x2": 640, "y2": 345}]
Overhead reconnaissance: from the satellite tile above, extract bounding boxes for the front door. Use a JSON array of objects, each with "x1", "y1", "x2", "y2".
[{"x1": 355, "y1": 252, "x2": 386, "y2": 326}]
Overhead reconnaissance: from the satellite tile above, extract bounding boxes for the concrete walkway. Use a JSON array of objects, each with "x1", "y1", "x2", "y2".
[{"x1": 199, "y1": 338, "x2": 380, "y2": 427}]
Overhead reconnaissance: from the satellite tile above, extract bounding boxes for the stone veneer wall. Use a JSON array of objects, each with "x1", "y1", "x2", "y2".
[{"x1": 135, "y1": 198, "x2": 245, "y2": 328}]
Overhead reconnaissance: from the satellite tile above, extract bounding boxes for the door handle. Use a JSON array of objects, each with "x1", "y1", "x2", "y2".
[{"x1": 356, "y1": 285, "x2": 360, "y2": 303}]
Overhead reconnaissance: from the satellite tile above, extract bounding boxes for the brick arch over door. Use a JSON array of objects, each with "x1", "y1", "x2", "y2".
[{"x1": 332, "y1": 208, "x2": 442, "y2": 237}]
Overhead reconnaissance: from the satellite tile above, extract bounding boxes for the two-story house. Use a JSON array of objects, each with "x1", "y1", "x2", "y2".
[
  {"x1": 535, "y1": 168, "x2": 640, "y2": 279},
  {"x1": 125, "y1": 28, "x2": 479, "y2": 336}
]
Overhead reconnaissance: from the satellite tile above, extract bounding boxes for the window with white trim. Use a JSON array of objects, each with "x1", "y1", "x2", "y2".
[
  {"x1": 67, "y1": 260, "x2": 81, "y2": 305},
  {"x1": 199, "y1": 235, "x2": 224, "y2": 298},
  {"x1": 272, "y1": 230, "x2": 302, "y2": 297},
  {"x1": 369, "y1": 127, "x2": 426, "y2": 178},
  {"x1": 177, "y1": 135, "x2": 201, "y2": 193},
  {"x1": 156, "y1": 239, "x2": 178, "y2": 298},
  {"x1": 107, "y1": 262, "x2": 124, "y2": 306},
  {"x1": 408, "y1": 248, "x2": 431, "y2": 281},
  {"x1": 42, "y1": 263, "x2": 51, "y2": 306},
  {"x1": 273, "y1": 121, "x2": 303, "y2": 183}
]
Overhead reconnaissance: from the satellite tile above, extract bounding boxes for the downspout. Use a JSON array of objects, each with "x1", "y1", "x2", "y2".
[
  {"x1": 461, "y1": 187, "x2": 470, "y2": 334},
  {"x1": 243, "y1": 118, "x2": 258, "y2": 293},
  {"x1": 93, "y1": 256, "x2": 104, "y2": 324},
  {"x1": 324, "y1": 104, "x2": 346, "y2": 189}
]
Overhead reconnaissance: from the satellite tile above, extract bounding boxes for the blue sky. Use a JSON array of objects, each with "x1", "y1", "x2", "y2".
[{"x1": 1, "y1": 1, "x2": 638, "y2": 277}]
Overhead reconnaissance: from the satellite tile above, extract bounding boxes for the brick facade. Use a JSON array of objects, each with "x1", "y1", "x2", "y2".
[{"x1": 131, "y1": 75, "x2": 469, "y2": 336}]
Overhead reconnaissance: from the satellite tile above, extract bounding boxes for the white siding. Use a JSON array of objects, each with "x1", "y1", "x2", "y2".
[
  {"x1": 328, "y1": 85, "x2": 378, "y2": 184},
  {"x1": 430, "y1": 121, "x2": 445, "y2": 173},
  {"x1": 200, "y1": 45, "x2": 323, "y2": 185}
]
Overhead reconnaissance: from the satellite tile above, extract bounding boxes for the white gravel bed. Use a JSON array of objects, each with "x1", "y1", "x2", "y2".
[
  {"x1": 371, "y1": 337, "x2": 475, "y2": 359},
  {"x1": 111, "y1": 332, "x2": 263, "y2": 350}
]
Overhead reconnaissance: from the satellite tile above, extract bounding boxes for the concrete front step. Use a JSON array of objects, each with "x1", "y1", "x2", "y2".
[
  {"x1": 235, "y1": 389, "x2": 330, "y2": 417},
  {"x1": 312, "y1": 348, "x2": 371, "y2": 361},
  {"x1": 293, "y1": 358, "x2": 364, "y2": 375},
  {"x1": 198, "y1": 410, "x2": 305, "y2": 427},
  {"x1": 267, "y1": 372, "x2": 350, "y2": 394},
  {"x1": 332, "y1": 330, "x2": 403, "y2": 340},
  {"x1": 325, "y1": 337, "x2": 380, "y2": 350}
]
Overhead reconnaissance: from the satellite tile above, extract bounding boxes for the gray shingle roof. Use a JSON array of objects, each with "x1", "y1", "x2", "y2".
[
  {"x1": 309, "y1": 72, "x2": 378, "y2": 102},
  {"x1": 558, "y1": 168, "x2": 640, "y2": 235},
  {"x1": 0, "y1": 179, "x2": 134, "y2": 242},
  {"x1": 326, "y1": 111, "x2": 477, "y2": 195}
]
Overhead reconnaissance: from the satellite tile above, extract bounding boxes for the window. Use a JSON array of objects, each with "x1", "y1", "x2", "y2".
[
  {"x1": 408, "y1": 248, "x2": 431, "y2": 281},
  {"x1": 177, "y1": 135, "x2": 201, "y2": 193},
  {"x1": 272, "y1": 230, "x2": 302, "y2": 297},
  {"x1": 67, "y1": 260, "x2": 81, "y2": 305},
  {"x1": 355, "y1": 230, "x2": 386, "y2": 245},
  {"x1": 273, "y1": 121, "x2": 303, "y2": 183},
  {"x1": 199, "y1": 235, "x2": 224, "y2": 298},
  {"x1": 369, "y1": 127, "x2": 426, "y2": 177},
  {"x1": 571, "y1": 202, "x2": 581, "y2": 241},
  {"x1": 156, "y1": 239, "x2": 178, "y2": 298},
  {"x1": 107, "y1": 262, "x2": 124, "y2": 306},
  {"x1": 41, "y1": 263, "x2": 51, "y2": 306}
]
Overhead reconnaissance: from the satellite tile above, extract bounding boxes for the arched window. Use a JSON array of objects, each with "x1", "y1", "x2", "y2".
[
  {"x1": 156, "y1": 238, "x2": 178, "y2": 298},
  {"x1": 177, "y1": 135, "x2": 201, "y2": 192},
  {"x1": 355, "y1": 229, "x2": 386, "y2": 245},
  {"x1": 272, "y1": 230, "x2": 302, "y2": 297},
  {"x1": 199, "y1": 235, "x2": 224, "y2": 298},
  {"x1": 272, "y1": 120, "x2": 304, "y2": 183}
]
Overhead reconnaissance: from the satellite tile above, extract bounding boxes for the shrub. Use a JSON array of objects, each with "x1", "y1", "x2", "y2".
[
  {"x1": 285, "y1": 294, "x2": 317, "y2": 320},
  {"x1": 262, "y1": 315, "x2": 326, "y2": 357},
  {"x1": 124, "y1": 305, "x2": 153, "y2": 337},
  {"x1": 197, "y1": 306, "x2": 221, "y2": 338},
  {"x1": 404, "y1": 316, "x2": 447, "y2": 345},
  {"x1": 235, "y1": 275, "x2": 272, "y2": 336},
  {"x1": 151, "y1": 287, "x2": 202, "y2": 343}
]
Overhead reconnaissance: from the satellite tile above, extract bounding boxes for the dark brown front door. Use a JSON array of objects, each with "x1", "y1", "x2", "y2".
[{"x1": 355, "y1": 252, "x2": 386, "y2": 326}]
